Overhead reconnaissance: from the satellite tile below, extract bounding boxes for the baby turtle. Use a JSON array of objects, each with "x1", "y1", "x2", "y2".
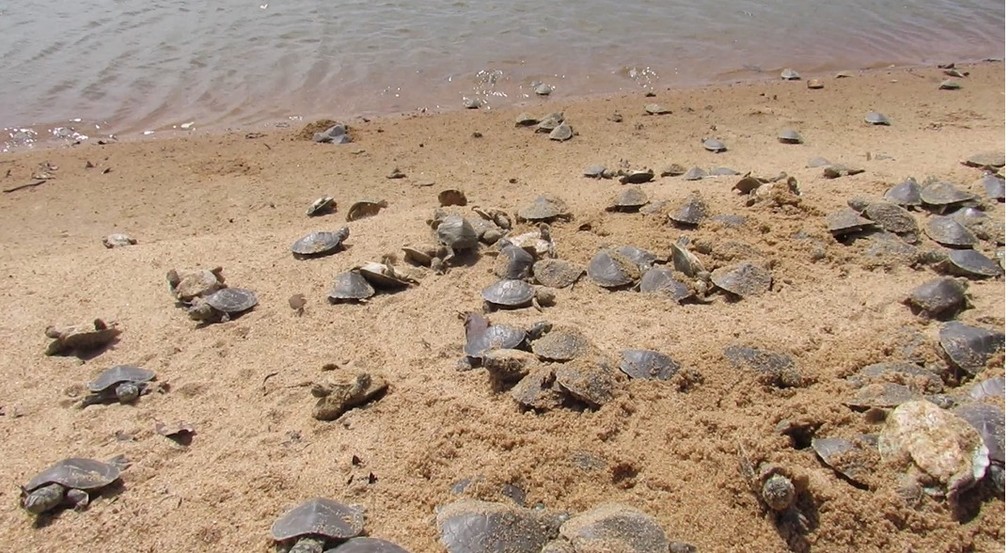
[
  {"x1": 357, "y1": 261, "x2": 417, "y2": 289},
  {"x1": 920, "y1": 181, "x2": 976, "y2": 212},
  {"x1": 683, "y1": 167, "x2": 706, "y2": 181},
  {"x1": 777, "y1": 129, "x2": 803, "y2": 144},
  {"x1": 462, "y1": 97, "x2": 483, "y2": 109},
  {"x1": 508, "y1": 224, "x2": 555, "y2": 259},
  {"x1": 536, "y1": 112, "x2": 564, "y2": 133},
  {"x1": 644, "y1": 103, "x2": 672, "y2": 115},
  {"x1": 271, "y1": 498, "x2": 365, "y2": 553},
  {"x1": 806, "y1": 157, "x2": 832, "y2": 168},
  {"x1": 904, "y1": 277, "x2": 968, "y2": 319},
  {"x1": 438, "y1": 189, "x2": 468, "y2": 207},
  {"x1": 976, "y1": 173, "x2": 1005, "y2": 201},
  {"x1": 313, "y1": 124, "x2": 351, "y2": 144},
  {"x1": 864, "y1": 111, "x2": 891, "y2": 125},
  {"x1": 939, "y1": 79, "x2": 962, "y2": 90},
  {"x1": 549, "y1": 123, "x2": 573, "y2": 141},
  {"x1": 884, "y1": 177, "x2": 923, "y2": 207},
  {"x1": 532, "y1": 258, "x2": 583, "y2": 288},
  {"x1": 963, "y1": 151, "x2": 1005, "y2": 170},
  {"x1": 21, "y1": 457, "x2": 125, "y2": 514},
  {"x1": 823, "y1": 163, "x2": 865, "y2": 179},
  {"x1": 187, "y1": 287, "x2": 258, "y2": 323},
  {"x1": 618, "y1": 168, "x2": 655, "y2": 184},
  {"x1": 606, "y1": 186, "x2": 649, "y2": 212},
  {"x1": 44, "y1": 319, "x2": 121, "y2": 356},
  {"x1": 944, "y1": 249, "x2": 1002, "y2": 278},
  {"x1": 811, "y1": 437, "x2": 875, "y2": 487},
  {"x1": 559, "y1": 504, "x2": 671, "y2": 552},
  {"x1": 534, "y1": 82, "x2": 553, "y2": 96},
  {"x1": 463, "y1": 312, "x2": 528, "y2": 361},
  {"x1": 701, "y1": 138, "x2": 727, "y2": 153},
  {"x1": 856, "y1": 201, "x2": 919, "y2": 241},
  {"x1": 437, "y1": 499, "x2": 564, "y2": 553},
  {"x1": 780, "y1": 68, "x2": 801, "y2": 80},
  {"x1": 667, "y1": 194, "x2": 708, "y2": 227},
  {"x1": 494, "y1": 242, "x2": 535, "y2": 280},
  {"x1": 938, "y1": 321, "x2": 1005, "y2": 375},
  {"x1": 587, "y1": 249, "x2": 641, "y2": 288},
  {"x1": 583, "y1": 165, "x2": 608, "y2": 179},
  {"x1": 402, "y1": 243, "x2": 445, "y2": 267},
  {"x1": 515, "y1": 113, "x2": 539, "y2": 127},
  {"x1": 953, "y1": 403, "x2": 1005, "y2": 487},
  {"x1": 711, "y1": 262, "x2": 772, "y2": 297},
  {"x1": 619, "y1": 349, "x2": 680, "y2": 380},
  {"x1": 102, "y1": 233, "x2": 136, "y2": 248},
  {"x1": 517, "y1": 196, "x2": 571, "y2": 223},
  {"x1": 167, "y1": 266, "x2": 226, "y2": 302},
  {"x1": 951, "y1": 207, "x2": 1004, "y2": 243},
  {"x1": 328, "y1": 271, "x2": 376, "y2": 303},
  {"x1": 346, "y1": 199, "x2": 388, "y2": 222},
  {"x1": 306, "y1": 196, "x2": 336, "y2": 217},
  {"x1": 532, "y1": 326, "x2": 591, "y2": 362},
  {"x1": 614, "y1": 245, "x2": 657, "y2": 270},
  {"x1": 660, "y1": 163, "x2": 687, "y2": 177},
  {"x1": 81, "y1": 365, "x2": 157, "y2": 408},
  {"x1": 481, "y1": 279, "x2": 554, "y2": 311},
  {"x1": 807, "y1": 78, "x2": 824, "y2": 89},
  {"x1": 638, "y1": 266, "x2": 693, "y2": 304},
  {"x1": 826, "y1": 209, "x2": 875, "y2": 238},
  {"x1": 326, "y1": 537, "x2": 412, "y2": 553},
  {"x1": 670, "y1": 240, "x2": 706, "y2": 277},
  {"x1": 291, "y1": 227, "x2": 351, "y2": 258},
  {"x1": 923, "y1": 216, "x2": 977, "y2": 248},
  {"x1": 434, "y1": 214, "x2": 479, "y2": 266}
]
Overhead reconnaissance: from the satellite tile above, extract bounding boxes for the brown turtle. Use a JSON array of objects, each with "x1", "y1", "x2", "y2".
[
  {"x1": 44, "y1": 319, "x2": 121, "y2": 356},
  {"x1": 516, "y1": 196, "x2": 571, "y2": 223}
]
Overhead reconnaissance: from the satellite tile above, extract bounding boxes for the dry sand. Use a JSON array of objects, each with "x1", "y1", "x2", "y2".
[{"x1": 0, "y1": 62, "x2": 1005, "y2": 552}]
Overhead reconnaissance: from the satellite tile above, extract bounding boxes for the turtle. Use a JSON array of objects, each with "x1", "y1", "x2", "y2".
[
  {"x1": 437, "y1": 499, "x2": 564, "y2": 553},
  {"x1": 346, "y1": 200, "x2": 388, "y2": 221},
  {"x1": 826, "y1": 209, "x2": 875, "y2": 238},
  {"x1": 963, "y1": 151, "x2": 1005, "y2": 170},
  {"x1": 904, "y1": 277, "x2": 968, "y2": 319},
  {"x1": 328, "y1": 271, "x2": 376, "y2": 303},
  {"x1": 583, "y1": 165, "x2": 608, "y2": 179},
  {"x1": 618, "y1": 168, "x2": 655, "y2": 184},
  {"x1": 102, "y1": 233, "x2": 136, "y2": 248},
  {"x1": 618, "y1": 349, "x2": 680, "y2": 380},
  {"x1": 536, "y1": 113, "x2": 564, "y2": 133},
  {"x1": 532, "y1": 258, "x2": 583, "y2": 288},
  {"x1": 21, "y1": 456, "x2": 126, "y2": 514},
  {"x1": 325, "y1": 537, "x2": 413, "y2": 553},
  {"x1": 291, "y1": 227, "x2": 351, "y2": 258},
  {"x1": 845, "y1": 382, "x2": 924, "y2": 410},
  {"x1": 919, "y1": 181, "x2": 976, "y2": 212},
  {"x1": 559, "y1": 504, "x2": 671, "y2": 552},
  {"x1": 638, "y1": 266, "x2": 694, "y2": 304},
  {"x1": 864, "y1": 111, "x2": 891, "y2": 125},
  {"x1": 950, "y1": 207, "x2": 1005, "y2": 244},
  {"x1": 167, "y1": 266, "x2": 226, "y2": 302},
  {"x1": 516, "y1": 196, "x2": 571, "y2": 223},
  {"x1": 943, "y1": 249, "x2": 1002, "y2": 278},
  {"x1": 806, "y1": 79, "x2": 824, "y2": 89},
  {"x1": 701, "y1": 138, "x2": 727, "y2": 153},
  {"x1": 724, "y1": 345, "x2": 802, "y2": 387},
  {"x1": 683, "y1": 167, "x2": 706, "y2": 181},
  {"x1": 779, "y1": 68, "x2": 801, "y2": 80},
  {"x1": 883, "y1": 177, "x2": 923, "y2": 207},
  {"x1": 923, "y1": 216, "x2": 977, "y2": 248},
  {"x1": 823, "y1": 164, "x2": 865, "y2": 179},
  {"x1": 710, "y1": 262, "x2": 772, "y2": 297},
  {"x1": 493, "y1": 242, "x2": 535, "y2": 280},
  {"x1": 660, "y1": 163, "x2": 687, "y2": 177},
  {"x1": 534, "y1": 82, "x2": 553, "y2": 96},
  {"x1": 549, "y1": 123, "x2": 573, "y2": 141},
  {"x1": 613, "y1": 245, "x2": 658, "y2": 271},
  {"x1": 508, "y1": 223, "x2": 556, "y2": 259},
  {"x1": 667, "y1": 194, "x2": 708, "y2": 227},
  {"x1": 44, "y1": 319, "x2": 121, "y2": 356},
  {"x1": 586, "y1": 249, "x2": 641, "y2": 288},
  {"x1": 605, "y1": 186, "x2": 649, "y2": 212},
  {"x1": 80, "y1": 365, "x2": 157, "y2": 408},
  {"x1": 438, "y1": 189, "x2": 468, "y2": 207},
  {"x1": 402, "y1": 243, "x2": 446, "y2": 267},
  {"x1": 709, "y1": 166, "x2": 741, "y2": 176},
  {"x1": 514, "y1": 113, "x2": 539, "y2": 127},
  {"x1": 849, "y1": 361, "x2": 944, "y2": 394},
  {"x1": 306, "y1": 196, "x2": 336, "y2": 217},
  {"x1": 976, "y1": 173, "x2": 1005, "y2": 201},
  {"x1": 644, "y1": 103, "x2": 671, "y2": 115},
  {"x1": 943, "y1": 67, "x2": 968, "y2": 78},
  {"x1": 777, "y1": 129, "x2": 803, "y2": 144},
  {"x1": 311, "y1": 372, "x2": 388, "y2": 421},
  {"x1": 810, "y1": 436, "x2": 876, "y2": 487},
  {"x1": 938, "y1": 79, "x2": 962, "y2": 90},
  {"x1": 187, "y1": 287, "x2": 258, "y2": 323},
  {"x1": 462, "y1": 97, "x2": 483, "y2": 109},
  {"x1": 965, "y1": 376, "x2": 1005, "y2": 402},
  {"x1": 938, "y1": 321, "x2": 1005, "y2": 375},
  {"x1": 271, "y1": 498, "x2": 365, "y2": 553},
  {"x1": 669, "y1": 240, "x2": 706, "y2": 277},
  {"x1": 462, "y1": 312, "x2": 529, "y2": 361},
  {"x1": 431, "y1": 213, "x2": 479, "y2": 267},
  {"x1": 357, "y1": 261, "x2": 417, "y2": 289},
  {"x1": 313, "y1": 124, "x2": 351, "y2": 144},
  {"x1": 856, "y1": 201, "x2": 919, "y2": 241},
  {"x1": 481, "y1": 279, "x2": 555, "y2": 311},
  {"x1": 952, "y1": 402, "x2": 1005, "y2": 493}
]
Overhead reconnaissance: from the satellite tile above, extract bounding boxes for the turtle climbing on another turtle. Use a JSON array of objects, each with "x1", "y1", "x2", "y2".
[
  {"x1": 21, "y1": 456, "x2": 127, "y2": 515},
  {"x1": 166, "y1": 266, "x2": 226, "y2": 303}
]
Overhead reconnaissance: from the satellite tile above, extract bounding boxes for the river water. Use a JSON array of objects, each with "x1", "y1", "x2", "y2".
[{"x1": 0, "y1": 0, "x2": 1003, "y2": 150}]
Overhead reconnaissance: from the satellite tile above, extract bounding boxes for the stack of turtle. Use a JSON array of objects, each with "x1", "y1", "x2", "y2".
[
  {"x1": 166, "y1": 266, "x2": 259, "y2": 324},
  {"x1": 270, "y1": 497, "x2": 411, "y2": 552},
  {"x1": 514, "y1": 111, "x2": 573, "y2": 141}
]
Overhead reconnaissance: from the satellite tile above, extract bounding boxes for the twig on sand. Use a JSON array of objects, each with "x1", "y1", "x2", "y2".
[{"x1": 3, "y1": 180, "x2": 46, "y2": 193}]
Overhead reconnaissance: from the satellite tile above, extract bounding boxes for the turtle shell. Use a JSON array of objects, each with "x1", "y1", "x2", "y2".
[
  {"x1": 494, "y1": 244, "x2": 535, "y2": 280},
  {"x1": 683, "y1": 167, "x2": 706, "y2": 181},
  {"x1": 864, "y1": 111, "x2": 890, "y2": 125},
  {"x1": 950, "y1": 207, "x2": 1004, "y2": 244},
  {"x1": 777, "y1": 129, "x2": 802, "y2": 144},
  {"x1": 24, "y1": 458, "x2": 122, "y2": 492},
  {"x1": 619, "y1": 349, "x2": 680, "y2": 380},
  {"x1": 328, "y1": 272, "x2": 375, "y2": 302},
  {"x1": 905, "y1": 277, "x2": 967, "y2": 319},
  {"x1": 669, "y1": 241, "x2": 706, "y2": 277},
  {"x1": 806, "y1": 157, "x2": 833, "y2": 168},
  {"x1": 826, "y1": 210, "x2": 875, "y2": 237},
  {"x1": 357, "y1": 262, "x2": 415, "y2": 289},
  {"x1": 845, "y1": 382, "x2": 922, "y2": 409},
  {"x1": 945, "y1": 249, "x2": 1002, "y2": 278},
  {"x1": 271, "y1": 498, "x2": 365, "y2": 542},
  {"x1": 668, "y1": 195, "x2": 708, "y2": 226},
  {"x1": 811, "y1": 437, "x2": 875, "y2": 486},
  {"x1": 644, "y1": 103, "x2": 671, "y2": 115},
  {"x1": 465, "y1": 321, "x2": 526, "y2": 359},
  {"x1": 939, "y1": 79, "x2": 962, "y2": 90},
  {"x1": 583, "y1": 165, "x2": 607, "y2": 178},
  {"x1": 346, "y1": 200, "x2": 388, "y2": 222},
  {"x1": 559, "y1": 504, "x2": 670, "y2": 552},
  {"x1": 436, "y1": 215, "x2": 479, "y2": 250},
  {"x1": 548, "y1": 123, "x2": 573, "y2": 141},
  {"x1": 850, "y1": 361, "x2": 944, "y2": 394},
  {"x1": 976, "y1": 173, "x2": 1005, "y2": 201},
  {"x1": 660, "y1": 164, "x2": 686, "y2": 177},
  {"x1": 923, "y1": 216, "x2": 977, "y2": 247},
  {"x1": 204, "y1": 288, "x2": 258, "y2": 313},
  {"x1": 587, "y1": 249, "x2": 641, "y2": 288},
  {"x1": 639, "y1": 266, "x2": 693, "y2": 303},
  {"x1": 436, "y1": 499, "x2": 563, "y2": 553},
  {"x1": 860, "y1": 202, "x2": 918, "y2": 239},
  {"x1": 710, "y1": 167, "x2": 741, "y2": 176},
  {"x1": 607, "y1": 187, "x2": 649, "y2": 212},
  {"x1": 88, "y1": 365, "x2": 156, "y2": 393},
  {"x1": 514, "y1": 113, "x2": 539, "y2": 127},
  {"x1": 780, "y1": 68, "x2": 801, "y2": 80},
  {"x1": 292, "y1": 228, "x2": 350, "y2": 257},
  {"x1": 938, "y1": 321, "x2": 1005, "y2": 375},
  {"x1": 711, "y1": 262, "x2": 772, "y2": 297},
  {"x1": 884, "y1": 178, "x2": 923, "y2": 207},
  {"x1": 554, "y1": 358, "x2": 623, "y2": 407},
  {"x1": 481, "y1": 279, "x2": 535, "y2": 307},
  {"x1": 613, "y1": 245, "x2": 657, "y2": 270},
  {"x1": 326, "y1": 537, "x2": 413, "y2": 553},
  {"x1": 966, "y1": 376, "x2": 1005, "y2": 402},
  {"x1": 963, "y1": 151, "x2": 1005, "y2": 170},
  {"x1": 531, "y1": 327, "x2": 591, "y2": 362},
  {"x1": 952, "y1": 403, "x2": 1005, "y2": 465},
  {"x1": 438, "y1": 189, "x2": 468, "y2": 207},
  {"x1": 701, "y1": 138, "x2": 727, "y2": 153},
  {"x1": 306, "y1": 197, "x2": 336, "y2": 217},
  {"x1": 920, "y1": 181, "x2": 976, "y2": 210},
  {"x1": 536, "y1": 113, "x2": 564, "y2": 132},
  {"x1": 517, "y1": 196, "x2": 570, "y2": 222},
  {"x1": 532, "y1": 258, "x2": 583, "y2": 288}
]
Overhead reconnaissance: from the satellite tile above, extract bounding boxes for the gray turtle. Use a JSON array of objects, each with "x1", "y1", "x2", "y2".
[
  {"x1": 711, "y1": 262, "x2": 772, "y2": 297},
  {"x1": 683, "y1": 167, "x2": 706, "y2": 181},
  {"x1": 437, "y1": 499, "x2": 564, "y2": 553},
  {"x1": 516, "y1": 196, "x2": 571, "y2": 223},
  {"x1": 462, "y1": 97, "x2": 483, "y2": 109},
  {"x1": 187, "y1": 287, "x2": 258, "y2": 323},
  {"x1": 554, "y1": 357, "x2": 623, "y2": 407},
  {"x1": 826, "y1": 209, "x2": 875, "y2": 238},
  {"x1": 587, "y1": 249, "x2": 641, "y2": 288},
  {"x1": 167, "y1": 266, "x2": 226, "y2": 302},
  {"x1": 904, "y1": 278, "x2": 968, "y2": 319},
  {"x1": 953, "y1": 403, "x2": 1005, "y2": 493},
  {"x1": 660, "y1": 163, "x2": 687, "y2": 177},
  {"x1": 855, "y1": 201, "x2": 919, "y2": 242},
  {"x1": 357, "y1": 261, "x2": 417, "y2": 289},
  {"x1": 494, "y1": 242, "x2": 535, "y2": 280},
  {"x1": 777, "y1": 129, "x2": 803, "y2": 144},
  {"x1": 583, "y1": 165, "x2": 608, "y2": 179},
  {"x1": 328, "y1": 271, "x2": 376, "y2": 303},
  {"x1": 965, "y1": 376, "x2": 1005, "y2": 402},
  {"x1": 811, "y1": 436, "x2": 876, "y2": 487},
  {"x1": 44, "y1": 319, "x2": 121, "y2": 356},
  {"x1": 644, "y1": 103, "x2": 672, "y2": 115},
  {"x1": 923, "y1": 216, "x2": 977, "y2": 248},
  {"x1": 920, "y1": 181, "x2": 976, "y2": 212},
  {"x1": 463, "y1": 312, "x2": 529, "y2": 361},
  {"x1": 709, "y1": 166, "x2": 741, "y2": 176},
  {"x1": 292, "y1": 228, "x2": 351, "y2": 258},
  {"x1": 536, "y1": 113, "x2": 564, "y2": 133},
  {"x1": 950, "y1": 207, "x2": 1004, "y2": 244},
  {"x1": 532, "y1": 258, "x2": 584, "y2": 288},
  {"x1": 313, "y1": 124, "x2": 351, "y2": 144},
  {"x1": 938, "y1": 321, "x2": 1005, "y2": 375},
  {"x1": 613, "y1": 245, "x2": 658, "y2": 271},
  {"x1": 433, "y1": 214, "x2": 480, "y2": 267},
  {"x1": 845, "y1": 382, "x2": 922, "y2": 410},
  {"x1": 780, "y1": 68, "x2": 801, "y2": 80},
  {"x1": 21, "y1": 456, "x2": 125, "y2": 515},
  {"x1": 806, "y1": 157, "x2": 833, "y2": 168},
  {"x1": 531, "y1": 326, "x2": 591, "y2": 362},
  {"x1": 701, "y1": 138, "x2": 727, "y2": 153},
  {"x1": 515, "y1": 113, "x2": 539, "y2": 127},
  {"x1": 559, "y1": 503, "x2": 671, "y2": 552},
  {"x1": 619, "y1": 349, "x2": 681, "y2": 380},
  {"x1": 306, "y1": 197, "x2": 336, "y2": 217},
  {"x1": 81, "y1": 365, "x2": 157, "y2": 408},
  {"x1": 549, "y1": 123, "x2": 573, "y2": 141},
  {"x1": 864, "y1": 111, "x2": 891, "y2": 125},
  {"x1": 849, "y1": 361, "x2": 944, "y2": 394},
  {"x1": 102, "y1": 233, "x2": 136, "y2": 248},
  {"x1": 402, "y1": 243, "x2": 445, "y2": 267},
  {"x1": 669, "y1": 240, "x2": 706, "y2": 277},
  {"x1": 606, "y1": 186, "x2": 649, "y2": 212},
  {"x1": 944, "y1": 249, "x2": 1003, "y2": 278},
  {"x1": 884, "y1": 178, "x2": 923, "y2": 207},
  {"x1": 271, "y1": 498, "x2": 365, "y2": 553},
  {"x1": 963, "y1": 151, "x2": 1005, "y2": 170},
  {"x1": 325, "y1": 537, "x2": 412, "y2": 553},
  {"x1": 938, "y1": 79, "x2": 962, "y2": 90},
  {"x1": 638, "y1": 266, "x2": 694, "y2": 304},
  {"x1": 481, "y1": 279, "x2": 555, "y2": 311},
  {"x1": 667, "y1": 194, "x2": 708, "y2": 227}
]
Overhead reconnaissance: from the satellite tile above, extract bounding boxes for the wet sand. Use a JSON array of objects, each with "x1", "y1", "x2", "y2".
[{"x1": 0, "y1": 62, "x2": 1004, "y2": 552}]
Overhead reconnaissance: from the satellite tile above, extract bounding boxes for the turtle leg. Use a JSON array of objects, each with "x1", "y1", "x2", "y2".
[
  {"x1": 66, "y1": 488, "x2": 91, "y2": 511},
  {"x1": 430, "y1": 257, "x2": 445, "y2": 275},
  {"x1": 21, "y1": 483, "x2": 65, "y2": 514},
  {"x1": 219, "y1": 311, "x2": 231, "y2": 323}
]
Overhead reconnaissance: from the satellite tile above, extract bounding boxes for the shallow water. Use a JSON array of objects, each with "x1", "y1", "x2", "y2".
[{"x1": 0, "y1": 0, "x2": 1003, "y2": 150}]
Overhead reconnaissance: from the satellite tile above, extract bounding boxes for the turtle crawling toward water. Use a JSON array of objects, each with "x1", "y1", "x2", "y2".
[
  {"x1": 187, "y1": 288, "x2": 258, "y2": 323},
  {"x1": 21, "y1": 456, "x2": 127, "y2": 515}
]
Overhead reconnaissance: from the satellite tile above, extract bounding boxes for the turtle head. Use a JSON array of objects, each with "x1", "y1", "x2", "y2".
[
  {"x1": 21, "y1": 483, "x2": 64, "y2": 514},
  {"x1": 166, "y1": 269, "x2": 181, "y2": 289},
  {"x1": 187, "y1": 302, "x2": 216, "y2": 322},
  {"x1": 115, "y1": 382, "x2": 141, "y2": 403}
]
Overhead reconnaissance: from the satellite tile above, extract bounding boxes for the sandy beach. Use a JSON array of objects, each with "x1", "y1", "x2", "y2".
[{"x1": 0, "y1": 61, "x2": 1004, "y2": 552}]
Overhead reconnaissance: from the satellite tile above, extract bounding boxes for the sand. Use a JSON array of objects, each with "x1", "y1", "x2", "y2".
[{"x1": 0, "y1": 62, "x2": 1004, "y2": 553}]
